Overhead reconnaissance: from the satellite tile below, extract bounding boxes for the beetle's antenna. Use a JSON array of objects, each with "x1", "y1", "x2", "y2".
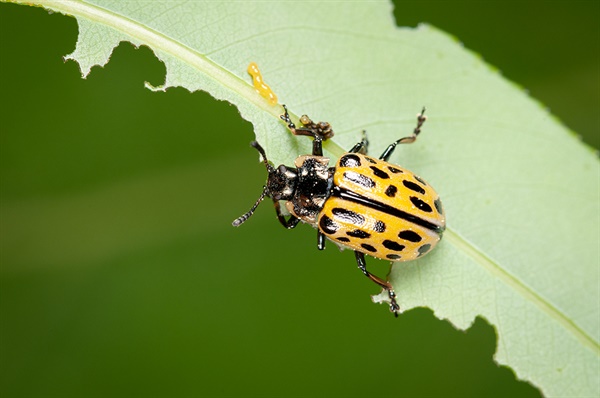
[
  {"x1": 232, "y1": 142, "x2": 274, "y2": 227},
  {"x1": 250, "y1": 141, "x2": 274, "y2": 173},
  {"x1": 232, "y1": 186, "x2": 269, "y2": 227}
]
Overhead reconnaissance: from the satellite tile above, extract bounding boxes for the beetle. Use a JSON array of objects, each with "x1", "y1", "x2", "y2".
[{"x1": 232, "y1": 105, "x2": 445, "y2": 315}]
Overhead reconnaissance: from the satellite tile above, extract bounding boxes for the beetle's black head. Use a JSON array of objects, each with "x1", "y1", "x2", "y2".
[
  {"x1": 266, "y1": 163, "x2": 297, "y2": 201},
  {"x1": 232, "y1": 141, "x2": 297, "y2": 227}
]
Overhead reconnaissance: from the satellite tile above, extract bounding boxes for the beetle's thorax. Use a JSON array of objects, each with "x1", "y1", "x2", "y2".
[{"x1": 283, "y1": 155, "x2": 334, "y2": 225}]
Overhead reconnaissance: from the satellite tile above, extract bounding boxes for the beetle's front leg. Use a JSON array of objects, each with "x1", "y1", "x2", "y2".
[
  {"x1": 317, "y1": 231, "x2": 326, "y2": 250},
  {"x1": 280, "y1": 104, "x2": 324, "y2": 157},
  {"x1": 274, "y1": 201, "x2": 300, "y2": 229}
]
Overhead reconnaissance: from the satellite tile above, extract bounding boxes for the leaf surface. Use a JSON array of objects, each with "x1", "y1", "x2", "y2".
[{"x1": 6, "y1": 1, "x2": 599, "y2": 396}]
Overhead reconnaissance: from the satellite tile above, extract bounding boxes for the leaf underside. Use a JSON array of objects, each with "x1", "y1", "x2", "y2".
[{"x1": 5, "y1": 1, "x2": 599, "y2": 396}]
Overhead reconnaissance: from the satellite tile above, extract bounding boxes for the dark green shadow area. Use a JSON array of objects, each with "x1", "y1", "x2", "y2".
[{"x1": 3, "y1": 2, "x2": 590, "y2": 397}]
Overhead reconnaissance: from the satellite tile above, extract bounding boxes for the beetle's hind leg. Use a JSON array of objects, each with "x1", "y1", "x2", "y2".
[
  {"x1": 379, "y1": 108, "x2": 427, "y2": 161},
  {"x1": 354, "y1": 251, "x2": 400, "y2": 316}
]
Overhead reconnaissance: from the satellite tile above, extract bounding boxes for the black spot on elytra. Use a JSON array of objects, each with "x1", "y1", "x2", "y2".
[
  {"x1": 361, "y1": 243, "x2": 377, "y2": 252},
  {"x1": 414, "y1": 175, "x2": 428, "y2": 186},
  {"x1": 370, "y1": 166, "x2": 390, "y2": 179},
  {"x1": 339, "y1": 154, "x2": 361, "y2": 168},
  {"x1": 332, "y1": 208, "x2": 366, "y2": 225},
  {"x1": 410, "y1": 196, "x2": 433, "y2": 212},
  {"x1": 343, "y1": 171, "x2": 376, "y2": 189},
  {"x1": 337, "y1": 237, "x2": 350, "y2": 243},
  {"x1": 399, "y1": 230, "x2": 422, "y2": 242},
  {"x1": 347, "y1": 229, "x2": 370, "y2": 239},
  {"x1": 364, "y1": 157, "x2": 377, "y2": 164},
  {"x1": 383, "y1": 240, "x2": 405, "y2": 251},
  {"x1": 387, "y1": 254, "x2": 401, "y2": 260},
  {"x1": 418, "y1": 244, "x2": 432, "y2": 257},
  {"x1": 373, "y1": 220, "x2": 386, "y2": 233},
  {"x1": 319, "y1": 215, "x2": 339, "y2": 234},
  {"x1": 385, "y1": 185, "x2": 397, "y2": 197},
  {"x1": 388, "y1": 166, "x2": 403, "y2": 173},
  {"x1": 403, "y1": 180, "x2": 426, "y2": 194},
  {"x1": 434, "y1": 197, "x2": 443, "y2": 214}
]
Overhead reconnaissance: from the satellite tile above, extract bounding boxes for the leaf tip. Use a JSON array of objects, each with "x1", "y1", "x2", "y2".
[{"x1": 62, "y1": 53, "x2": 93, "y2": 78}]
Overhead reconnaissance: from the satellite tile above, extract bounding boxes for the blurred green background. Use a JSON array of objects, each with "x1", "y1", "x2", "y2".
[{"x1": 1, "y1": 1, "x2": 597, "y2": 397}]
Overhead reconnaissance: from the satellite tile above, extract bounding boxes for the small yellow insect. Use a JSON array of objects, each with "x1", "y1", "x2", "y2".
[{"x1": 247, "y1": 62, "x2": 278, "y2": 105}]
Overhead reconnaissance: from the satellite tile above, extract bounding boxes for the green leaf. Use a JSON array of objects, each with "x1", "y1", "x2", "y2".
[{"x1": 4, "y1": 1, "x2": 599, "y2": 396}]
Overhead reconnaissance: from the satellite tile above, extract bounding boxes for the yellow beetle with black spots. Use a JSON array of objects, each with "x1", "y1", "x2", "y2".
[{"x1": 233, "y1": 106, "x2": 445, "y2": 316}]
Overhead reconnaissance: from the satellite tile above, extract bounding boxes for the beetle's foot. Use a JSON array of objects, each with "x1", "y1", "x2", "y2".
[
  {"x1": 280, "y1": 104, "x2": 295, "y2": 129},
  {"x1": 300, "y1": 115, "x2": 334, "y2": 140},
  {"x1": 388, "y1": 289, "x2": 400, "y2": 317}
]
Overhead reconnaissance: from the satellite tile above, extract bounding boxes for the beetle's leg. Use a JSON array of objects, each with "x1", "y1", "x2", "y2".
[
  {"x1": 379, "y1": 108, "x2": 427, "y2": 161},
  {"x1": 274, "y1": 201, "x2": 300, "y2": 229},
  {"x1": 317, "y1": 231, "x2": 326, "y2": 250},
  {"x1": 280, "y1": 104, "x2": 323, "y2": 156},
  {"x1": 348, "y1": 131, "x2": 369, "y2": 155},
  {"x1": 355, "y1": 251, "x2": 400, "y2": 316}
]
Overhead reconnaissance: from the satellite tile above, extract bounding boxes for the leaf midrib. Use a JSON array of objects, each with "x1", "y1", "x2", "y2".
[{"x1": 25, "y1": 0, "x2": 599, "y2": 356}]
